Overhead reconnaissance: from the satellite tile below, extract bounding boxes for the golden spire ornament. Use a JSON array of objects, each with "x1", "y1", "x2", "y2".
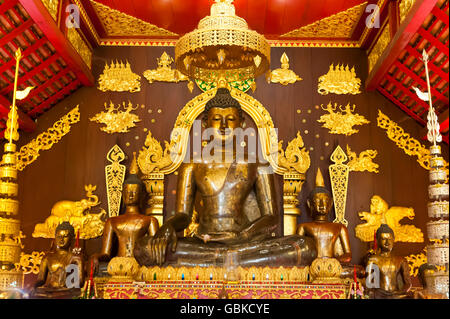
[
  {"x1": 316, "y1": 167, "x2": 325, "y2": 188},
  {"x1": 105, "y1": 145, "x2": 126, "y2": 218},
  {"x1": 328, "y1": 145, "x2": 349, "y2": 226}
]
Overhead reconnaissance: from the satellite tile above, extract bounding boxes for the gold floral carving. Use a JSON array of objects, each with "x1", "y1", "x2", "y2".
[
  {"x1": 90, "y1": 0, "x2": 177, "y2": 37},
  {"x1": 105, "y1": 145, "x2": 126, "y2": 218},
  {"x1": 267, "y1": 52, "x2": 303, "y2": 86},
  {"x1": 278, "y1": 131, "x2": 310, "y2": 174},
  {"x1": 377, "y1": 110, "x2": 449, "y2": 181},
  {"x1": 90, "y1": 101, "x2": 141, "y2": 134},
  {"x1": 98, "y1": 61, "x2": 141, "y2": 92},
  {"x1": 16, "y1": 251, "x2": 45, "y2": 275},
  {"x1": 15, "y1": 106, "x2": 80, "y2": 171},
  {"x1": 317, "y1": 102, "x2": 369, "y2": 136},
  {"x1": 281, "y1": 2, "x2": 367, "y2": 38},
  {"x1": 399, "y1": 0, "x2": 416, "y2": 23},
  {"x1": 66, "y1": 27, "x2": 92, "y2": 69},
  {"x1": 329, "y1": 146, "x2": 349, "y2": 226},
  {"x1": 41, "y1": 0, "x2": 59, "y2": 21},
  {"x1": 355, "y1": 195, "x2": 424, "y2": 243},
  {"x1": 346, "y1": 145, "x2": 379, "y2": 173},
  {"x1": 368, "y1": 24, "x2": 390, "y2": 73},
  {"x1": 33, "y1": 185, "x2": 106, "y2": 239},
  {"x1": 143, "y1": 52, "x2": 189, "y2": 84},
  {"x1": 318, "y1": 64, "x2": 361, "y2": 95}
]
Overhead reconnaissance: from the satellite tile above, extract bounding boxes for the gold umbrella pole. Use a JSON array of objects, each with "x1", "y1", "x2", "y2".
[
  {"x1": 419, "y1": 50, "x2": 449, "y2": 298},
  {"x1": 0, "y1": 48, "x2": 29, "y2": 296}
]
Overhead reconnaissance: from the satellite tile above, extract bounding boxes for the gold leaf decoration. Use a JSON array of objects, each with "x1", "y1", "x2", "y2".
[
  {"x1": 368, "y1": 24, "x2": 390, "y2": 72},
  {"x1": 137, "y1": 130, "x2": 175, "y2": 176},
  {"x1": 97, "y1": 61, "x2": 141, "y2": 93},
  {"x1": 143, "y1": 52, "x2": 189, "y2": 84},
  {"x1": 318, "y1": 64, "x2": 361, "y2": 95},
  {"x1": 281, "y1": 3, "x2": 367, "y2": 38},
  {"x1": 105, "y1": 145, "x2": 126, "y2": 218},
  {"x1": 267, "y1": 52, "x2": 302, "y2": 86},
  {"x1": 90, "y1": 101, "x2": 141, "y2": 134},
  {"x1": 329, "y1": 146, "x2": 349, "y2": 226},
  {"x1": 317, "y1": 102, "x2": 369, "y2": 136},
  {"x1": 67, "y1": 27, "x2": 92, "y2": 69},
  {"x1": 346, "y1": 145, "x2": 379, "y2": 173},
  {"x1": 278, "y1": 131, "x2": 310, "y2": 174}
]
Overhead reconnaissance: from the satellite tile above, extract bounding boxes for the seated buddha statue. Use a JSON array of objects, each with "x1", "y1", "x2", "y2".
[
  {"x1": 32, "y1": 222, "x2": 84, "y2": 299},
  {"x1": 134, "y1": 85, "x2": 317, "y2": 267},
  {"x1": 296, "y1": 168, "x2": 359, "y2": 281},
  {"x1": 91, "y1": 152, "x2": 159, "y2": 279},
  {"x1": 365, "y1": 224, "x2": 412, "y2": 299}
]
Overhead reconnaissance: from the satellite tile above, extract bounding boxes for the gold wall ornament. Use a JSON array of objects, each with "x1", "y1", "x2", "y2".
[
  {"x1": 175, "y1": 0, "x2": 270, "y2": 83},
  {"x1": 105, "y1": 145, "x2": 126, "y2": 218},
  {"x1": 368, "y1": 24, "x2": 390, "y2": 72},
  {"x1": 16, "y1": 251, "x2": 45, "y2": 275},
  {"x1": 376, "y1": 110, "x2": 449, "y2": 181},
  {"x1": 41, "y1": 0, "x2": 59, "y2": 21},
  {"x1": 32, "y1": 185, "x2": 106, "y2": 239},
  {"x1": 317, "y1": 102, "x2": 369, "y2": 136},
  {"x1": 318, "y1": 64, "x2": 361, "y2": 95},
  {"x1": 278, "y1": 131, "x2": 311, "y2": 175},
  {"x1": 66, "y1": 27, "x2": 92, "y2": 69},
  {"x1": 90, "y1": 0, "x2": 177, "y2": 37},
  {"x1": 97, "y1": 61, "x2": 141, "y2": 92},
  {"x1": 346, "y1": 145, "x2": 379, "y2": 173},
  {"x1": 281, "y1": 2, "x2": 367, "y2": 38},
  {"x1": 267, "y1": 52, "x2": 303, "y2": 85},
  {"x1": 328, "y1": 145, "x2": 350, "y2": 226},
  {"x1": 355, "y1": 195, "x2": 424, "y2": 243},
  {"x1": 90, "y1": 101, "x2": 141, "y2": 134},
  {"x1": 399, "y1": 0, "x2": 416, "y2": 23},
  {"x1": 15, "y1": 106, "x2": 80, "y2": 171},
  {"x1": 143, "y1": 52, "x2": 189, "y2": 86}
]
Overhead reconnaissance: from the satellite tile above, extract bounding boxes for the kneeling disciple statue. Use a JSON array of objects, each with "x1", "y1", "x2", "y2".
[
  {"x1": 365, "y1": 224, "x2": 412, "y2": 299},
  {"x1": 91, "y1": 153, "x2": 159, "y2": 279},
  {"x1": 32, "y1": 222, "x2": 84, "y2": 299},
  {"x1": 134, "y1": 85, "x2": 317, "y2": 267}
]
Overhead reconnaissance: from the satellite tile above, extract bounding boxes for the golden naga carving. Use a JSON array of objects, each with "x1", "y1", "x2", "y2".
[
  {"x1": 15, "y1": 251, "x2": 45, "y2": 275},
  {"x1": 318, "y1": 64, "x2": 361, "y2": 95},
  {"x1": 278, "y1": 131, "x2": 310, "y2": 174},
  {"x1": 267, "y1": 52, "x2": 302, "y2": 86},
  {"x1": 90, "y1": 0, "x2": 177, "y2": 37},
  {"x1": 97, "y1": 60, "x2": 141, "y2": 93},
  {"x1": 33, "y1": 185, "x2": 106, "y2": 240},
  {"x1": 15, "y1": 106, "x2": 80, "y2": 171},
  {"x1": 90, "y1": 101, "x2": 141, "y2": 134},
  {"x1": 317, "y1": 102, "x2": 369, "y2": 136},
  {"x1": 355, "y1": 195, "x2": 424, "y2": 243},
  {"x1": 328, "y1": 145, "x2": 349, "y2": 226},
  {"x1": 281, "y1": 2, "x2": 367, "y2": 38},
  {"x1": 377, "y1": 110, "x2": 449, "y2": 181},
  {"x1": 137, "y1": 131, "x2": 176, "y2": 176},
  {"x1": 143, "y1": 52, "x2": 189, "y2": 84},
  {"x1": 346, "y1": 145, "x2": 379, "y2": 173},
  {"x1": 105, "y1": 145, "x2": 126, "y2": 218}
]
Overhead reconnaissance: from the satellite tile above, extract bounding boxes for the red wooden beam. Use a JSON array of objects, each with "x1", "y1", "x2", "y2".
[
  {"x1": 0, "y1": 37, "x2": 47, "y2": 75},
  {"x1": 0, "y1": 94, "x2": 36, "y2": 132},
  {"x1": 0, "y1": 0, "x2": 19, "y2": 15},
  {"x1": 17, "y1": 0, "x2": 94, "y2": 86},
  {"x1": 0, "y1": 19, "x2": 34, "y2": 45},
  {"x1": 20, "y1": 68, "x2": 71, "y2": 104},
  {"x1": 366, "y1": 0, "x2": 439, "y2": 90}
]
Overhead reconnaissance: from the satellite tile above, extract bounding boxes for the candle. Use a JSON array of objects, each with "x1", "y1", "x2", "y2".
[
  {"x1": 75, "y1": 229, "x2": 80, "y2": 249},
  {"x1": 373, "y1": 230, "x2": 377, "y2": 251},
  {"x1": 209, "y1": 273, "x2": 213, "y2": 280},
  {"x1": 353, "y1": 265, "x2": 357, "y2": 283}
]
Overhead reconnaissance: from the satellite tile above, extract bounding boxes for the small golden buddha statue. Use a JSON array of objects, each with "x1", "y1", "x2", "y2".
[
  {"x1": 134, "y1": 86, "x2": 317, "y2": 267},
  {"x1": 32, "y1": 222, "x2": 84, "y2": 299},
  {"x1": 91, "y1": 152, "x2": 159, "y2": 279},
  {"x1": 365, "y1": 224, "x2": 412, "y2": 299},
  {"x1": 413, "y1": 264, "x2": 447, "y2": 299}
]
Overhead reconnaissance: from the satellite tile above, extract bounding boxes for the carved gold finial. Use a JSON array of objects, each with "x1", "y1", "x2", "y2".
[
  {"x1": 318, "y1": 64, "x2": 361, "y2": 95},
  {"x1": 316, "y1": 168, "x2": 325, "y2": 188},
  {"x1": 129, "y1": 152, "x2": 138, "y2": 175},
  {"x1": 329, "y1": 145, "x2": 350, "y2": 226}
]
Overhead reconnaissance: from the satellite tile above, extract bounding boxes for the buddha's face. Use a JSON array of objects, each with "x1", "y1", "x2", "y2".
[
  {"x1": 55, "y1": 229, "x2": 72, "y2": 250},
  {"x1": 312, "y1": 192, "x2": 333, "y2": 216},
  {"x1": 378, "y1": 232, "x2": 394, "y2": 253},
  {"x1": 123, "y1": 183, "x2": 140, "y2": 205},
  {"x1": 206, "y1": 107, "x2": 241, "y2": 145}
]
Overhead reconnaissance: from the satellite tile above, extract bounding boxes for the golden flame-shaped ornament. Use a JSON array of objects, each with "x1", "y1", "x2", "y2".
[{"x1": 329, "y1": 145, "x2": 349, "y2": 226}]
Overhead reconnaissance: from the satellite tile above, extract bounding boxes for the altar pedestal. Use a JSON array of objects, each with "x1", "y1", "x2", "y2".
[{"x1": 103, "y1": 280, "x2": 348, "y2": 299}]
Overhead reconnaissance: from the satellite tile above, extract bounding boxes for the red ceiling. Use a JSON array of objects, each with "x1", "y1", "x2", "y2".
[{"x1": 92, "y1": 0, "x2": 367, "y2": 38}]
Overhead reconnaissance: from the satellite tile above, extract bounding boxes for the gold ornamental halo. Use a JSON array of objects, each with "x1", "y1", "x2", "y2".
[{"x1": 175, "y1": 0, "x2": 270, "y2": 83}]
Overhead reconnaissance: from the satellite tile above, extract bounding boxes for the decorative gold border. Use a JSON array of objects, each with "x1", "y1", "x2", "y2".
[{"x1": 72, "y1": 0, "x2": 101, "y2": 44}]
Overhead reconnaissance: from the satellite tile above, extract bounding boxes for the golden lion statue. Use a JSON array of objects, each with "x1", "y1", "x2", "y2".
[
  {"x1": 355, "y1": 195, "x2": 423, "y2": 243},
  {"x1": 33, "y1": 185, "x2": 106, "y2": 239}
]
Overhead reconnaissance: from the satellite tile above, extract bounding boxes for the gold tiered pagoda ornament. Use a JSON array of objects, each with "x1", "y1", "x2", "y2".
[
  {"x1": 318, "y1": 64, "x2": 361, "y2": 95},
  {"x1": 0, "y1": 49, "x2": 34, "y2": 297},
  {"x1": 415, "y1": 50, "x2": 449, "y2": 298},
  {"x1": 98, "y1": 60, "x2": 141, "y2": 92},
  {"x1": 175, "y1": 0, "x2": 270, "y2": 85}
]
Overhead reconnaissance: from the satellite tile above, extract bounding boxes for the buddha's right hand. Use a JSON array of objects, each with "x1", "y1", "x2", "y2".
[{"x1": 149, "y1": 224, "x2": 178, "y2": 265}]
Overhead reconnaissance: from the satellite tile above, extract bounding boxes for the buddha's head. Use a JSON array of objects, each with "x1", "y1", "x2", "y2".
[
  {"x1": 123, "y1": 152, "x2": 143, "y2": 207},
  {"x1": 376, "y1": 224, "x2": 395, "y2": 253},
  {"x1": 55, "y1": 222, "x2": 75, "y2": 250},
  {"x1": 307, "y1": 168, "x2": 333, "y2": 219},
  {"x1": 204, "y1": 85, "x2": 243, "y2": 145}
]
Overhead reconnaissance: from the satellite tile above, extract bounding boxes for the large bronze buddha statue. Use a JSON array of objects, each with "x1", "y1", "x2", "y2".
[
  {"x1": 32, "y1": 222, "x2": 84, "y2": 299},
  {"x1": 134, "y1": 86, "x2": 316, "y2": 267}
]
